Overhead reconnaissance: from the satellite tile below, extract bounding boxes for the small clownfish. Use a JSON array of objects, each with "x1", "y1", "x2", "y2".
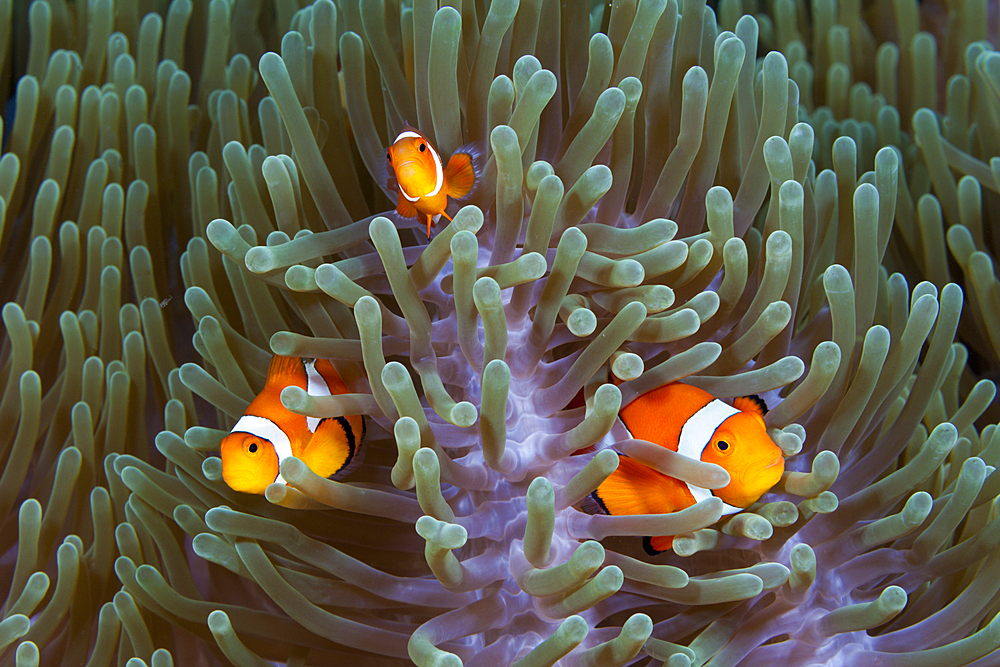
[
  {"x1": 583, "y1": 382, "x2": 784, "y2": 555},
  {"x1": 386, "y1": 126, "x2": 478, "y2": 238},
  {"x1": 220, "y1": 355, "x2": 365, "y2": 495}
]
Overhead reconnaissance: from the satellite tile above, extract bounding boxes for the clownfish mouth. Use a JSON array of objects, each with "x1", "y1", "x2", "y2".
[
  {"x1": 732, "y1": 454, "x2": 784, "y2": 503},
  {"x1": 740, "y1": 454, "x2": 784, "y2": 479},
  {"x1": 763, "y1": 455, "x2": 783, "y2": 469}
]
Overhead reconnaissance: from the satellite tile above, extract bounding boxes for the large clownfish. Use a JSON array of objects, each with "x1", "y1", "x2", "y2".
[
  {"x1": 386, "y1": 126, "x2": 478, "y2": 238},
  {"x1": 220, "y1": 355, "x2": 364, "y2": 495},
  {"x1": 583, "y1": 382, "x2": 785, "y2": 554}
]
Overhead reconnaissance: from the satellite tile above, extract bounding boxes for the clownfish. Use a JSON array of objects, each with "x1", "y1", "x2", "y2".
[
  {"x1": 386, "y1": 126, "x2": 478, "y2": 238},
  {"x1": 583, "y1": 382, "x2": 784, "y2": 554},
  {"x1": 220, "y1": 355, "x2": 364, "y2": 495}
]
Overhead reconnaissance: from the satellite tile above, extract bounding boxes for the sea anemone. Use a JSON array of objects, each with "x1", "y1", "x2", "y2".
[{"x1": 0, "y1": 0, "x2": 999, "y2": 665}]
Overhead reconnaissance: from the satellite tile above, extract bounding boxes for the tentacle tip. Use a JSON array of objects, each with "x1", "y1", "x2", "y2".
[{"x1": 451, "y1": 401, "x2": 478, "y2": 427}]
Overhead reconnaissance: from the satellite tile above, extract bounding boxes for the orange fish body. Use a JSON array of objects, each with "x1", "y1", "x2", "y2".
[
  {"x1": 220, "y1": 355, "x2": 364, "y2": 495},
  {"x1": 585, "y1": 382, "x2": 784, "y2": 554},
  {"x1": 386, "y1": 126, "x2": 477, "y2": 238}
]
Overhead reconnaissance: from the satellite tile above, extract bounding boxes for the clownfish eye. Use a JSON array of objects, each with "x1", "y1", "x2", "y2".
[
  {"x1": 243, "y1": 440, "x2": 261, "y2": 456},
  {"x1": 419, "y1": 143, "x2": 426, "y2": 152},
  {"x1": 386, "y1": 152, "x2": 391, "y2": 161},
  {"x1": 249, "y1": 442, "x2": 258, "y2": 453},
  {"x1": 716, "y1": 440, "x2": 730, "y2": 451}
]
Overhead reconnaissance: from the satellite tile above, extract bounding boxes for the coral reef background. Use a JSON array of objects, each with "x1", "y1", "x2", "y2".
[{"x1": 1, "y1": 0, "x2": 1000, "y2": 665}]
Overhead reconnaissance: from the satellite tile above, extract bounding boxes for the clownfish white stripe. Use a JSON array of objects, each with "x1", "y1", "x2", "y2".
[
  {"x1": 677, "y1": 399, "x2": 738, "y2": 459},
  {"x1": 304, "y1": 360, "x2": 332, "y2": 433},
  {"x1": 392, "y1": 131, "x2": 426, "y2": 201},
  {"x1": 394, "y1": 130, "x2": 422, "y2": 143},
  {"x1": 391, "y1": 130, "x2": 444, "y2": 198},
  {"x1": 426, "y1": 144, "x2": 444, "y2": 197},
  {"x1": 233, "y1": 414, "x2": 293, "y2": 484},
  {"x1": 677, "y1": 399, "x2": 743, "y2": 515},
  {"x1": 688, "y1": 479, "x2": 743, "y2": 515}
]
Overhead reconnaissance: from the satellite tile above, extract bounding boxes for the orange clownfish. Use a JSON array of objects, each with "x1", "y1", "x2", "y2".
[
  {"x1": 386, "y1": 126, "x2": 478, "y2": 238},
  {"x1": 220, "y1": 355, "x2": 364, "y2": 495},
  {"x1": 583, "y1": 382, "x2": 784, "y2": 554}
]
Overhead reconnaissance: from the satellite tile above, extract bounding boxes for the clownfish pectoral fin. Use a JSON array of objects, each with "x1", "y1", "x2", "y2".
[
  {"x1": 265, "y1": 355, "x2": 307, "y2": 387},
  {"x1": 733, "y1": 394, "x2": 768, "y2": 416},
  {"x1": 644, "y1": 535, "x2": 674, "y2": 555},
  {"x1": 299, "y1": 415, "x2": 365, "y2": 480},
  {"x1": 444, "y1": 151, "x2": 476, "y2": 200},
  {"x1": 396, "y1": 189, "x2": 419, "y2": 219}
]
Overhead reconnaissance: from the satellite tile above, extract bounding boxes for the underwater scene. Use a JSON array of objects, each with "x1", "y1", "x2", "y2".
[{"x1": 0, "y1": 0, "x2": 999, "y2": 665}]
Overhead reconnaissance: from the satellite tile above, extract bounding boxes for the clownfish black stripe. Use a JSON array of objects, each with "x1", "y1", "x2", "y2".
[{"x1": 333, "y1": 416, "x2": 355, "y2": 472}]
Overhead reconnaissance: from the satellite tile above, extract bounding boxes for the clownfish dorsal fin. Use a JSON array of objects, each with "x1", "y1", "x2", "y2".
[
  {"x1": 311, "y1": 358, "x2": 348, "y2": 394},
  {"x1": 733, "y1": 394, "x2": 768, "y2": 416},
  {"x1": 265, "y1": 355, "x2": 307, "y2": 387}
]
